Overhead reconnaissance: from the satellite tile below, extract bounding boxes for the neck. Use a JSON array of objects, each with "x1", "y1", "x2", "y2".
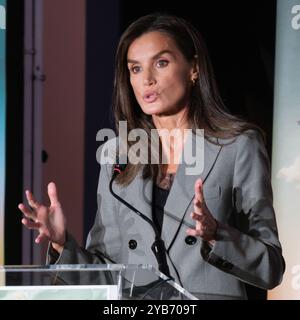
[
  {"x1": 152, "y1": 106, "x2": 189, "y2": 132},
  {"x1": 152, "y1": 107, "x2": 190, "y2": 168}
]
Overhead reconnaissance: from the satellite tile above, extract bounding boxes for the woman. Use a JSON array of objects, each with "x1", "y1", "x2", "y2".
[{"x1": 19, "y1": 13, "x2": 285, "y2": 299}]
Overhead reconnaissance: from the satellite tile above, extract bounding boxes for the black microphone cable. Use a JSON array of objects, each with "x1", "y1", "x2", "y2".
[{"x1": 109, "y1": 163, "x2": 171, "y2": 278}]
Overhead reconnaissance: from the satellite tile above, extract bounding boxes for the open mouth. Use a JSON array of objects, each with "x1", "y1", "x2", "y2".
[{"x1": 143, "y1": 92, "x2": 159, "y2": 103}]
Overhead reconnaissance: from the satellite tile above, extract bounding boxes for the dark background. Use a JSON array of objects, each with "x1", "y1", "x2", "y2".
[{"x1": 5, "y1": 0, "x2": 24, "y2": 265}]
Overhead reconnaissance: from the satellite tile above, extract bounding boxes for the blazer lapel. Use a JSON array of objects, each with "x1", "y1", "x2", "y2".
[{"x1": 162, "y1": 133, "x2": 222, "y2": 250}]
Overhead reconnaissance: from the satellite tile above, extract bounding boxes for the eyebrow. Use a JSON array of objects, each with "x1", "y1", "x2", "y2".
[{"x1": 127, "y1": 50, "x2": 174, "y2": 64}]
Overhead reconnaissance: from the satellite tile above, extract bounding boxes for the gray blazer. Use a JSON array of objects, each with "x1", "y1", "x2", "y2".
[{"x1": 51, "y1": 130, "x2": 285, "y2": 299}]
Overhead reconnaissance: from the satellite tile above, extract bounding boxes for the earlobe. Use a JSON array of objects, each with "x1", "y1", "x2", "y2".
[
  {"x1": 191, "y1": 55, "x2": 199, "y2": 81},
  {"x1": 191, "y1": 77, "x2": 197, "y2": 86},
  {"x1": 191, "y1": 70, "x2": 199, "y2": 86}
]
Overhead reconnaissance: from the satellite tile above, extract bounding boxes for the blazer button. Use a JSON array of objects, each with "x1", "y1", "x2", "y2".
[
  {"x1": 128, "y1": 239, "x2": 137, "y2": 250},
  {"x1": 185, "y1": 236, "x2": 197, "y2": 245}
]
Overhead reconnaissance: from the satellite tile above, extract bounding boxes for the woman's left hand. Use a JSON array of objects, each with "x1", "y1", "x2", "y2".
[{"x1": 187, "y1": 178, "x2": 218, "y2": 243}]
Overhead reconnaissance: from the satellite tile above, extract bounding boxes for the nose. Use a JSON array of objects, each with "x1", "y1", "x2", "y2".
[{"x1": 143, "y1": 69, "x2": 156, "y2": 86}]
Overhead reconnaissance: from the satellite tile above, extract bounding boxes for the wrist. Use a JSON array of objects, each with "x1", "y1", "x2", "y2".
[
  {"x1": 211, "y1": 218, "x2": 219, "y2": 243},
  {"x1": 51, "y1": 233, "x2": 66, "y2": 254},
  {"x1": 51, "y1": 242, "x2": 64, "y2": 254}
]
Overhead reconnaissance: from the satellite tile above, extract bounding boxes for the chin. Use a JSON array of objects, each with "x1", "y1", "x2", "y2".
[{"x1": 141, "y1": 104, "x2": 165, "y2": 116}]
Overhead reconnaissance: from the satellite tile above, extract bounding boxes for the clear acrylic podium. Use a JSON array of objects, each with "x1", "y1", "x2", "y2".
[{"x1": 0, "y1": 264, "x2": 197, "y2": 300}]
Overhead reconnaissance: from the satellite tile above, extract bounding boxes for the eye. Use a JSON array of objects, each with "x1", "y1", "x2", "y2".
[
  {"x1": 130, "y1": 65, "x2": 142, "y2": 74},
  {"x1": 156, "y1": 59, "x2": 169, "y2": 68}
]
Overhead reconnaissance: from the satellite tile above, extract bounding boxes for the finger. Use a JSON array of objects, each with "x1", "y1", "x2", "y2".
[
  {"x1": 48, "y1": 182, "x2": 60, "y2": 207},
  {"x1": 194, "y1": 179, "x2": 204, "y2": 203},
  {"x1": 35, "y1": 232, "x2": 48, "y2": 244},
  {"x1": 193, "y1": 191, "x2": 205, "y2": 215},
  {"x1": 18, "y1": 203, "x2": 37, "y2": 220},
  {"x1": 193, "y1": 196, "x2": 205, "y2": 209},
  {"x1": 25, "y1": 190, "x2": 40, "y2": 210},
  {"x1": 191, "y1": 213, "x2": 207, "y2": 234},
  {"x1": 186, "y1": 228, "x2": 201, "y2": 237},
  {"x1": 190, "y1": 211, "x2": 204, "y2": 222},
  {"x1": 21, "y1": 217, "x2": 40, "y2": 230}
]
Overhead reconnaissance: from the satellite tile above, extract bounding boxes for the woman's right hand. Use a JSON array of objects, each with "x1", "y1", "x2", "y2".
[{"x1": 18, "y1": 182, "x2": 66, "y2": 253}]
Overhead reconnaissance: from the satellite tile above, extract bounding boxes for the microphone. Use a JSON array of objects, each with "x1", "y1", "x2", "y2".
[
  {"x1": 111, "y1": 163, "x2": 128, "y2": 180},
  {"x1": 109, "y1": 162, "x2": 171, "y2": 277}
]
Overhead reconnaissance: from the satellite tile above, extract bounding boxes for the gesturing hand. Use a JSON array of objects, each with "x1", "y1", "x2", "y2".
[
  {"x1": 187, "y1": 178, "x2": 218, "y2": 243},
  {"x1": 18, "y1": 182, "x2": 66, "y2": 251}
]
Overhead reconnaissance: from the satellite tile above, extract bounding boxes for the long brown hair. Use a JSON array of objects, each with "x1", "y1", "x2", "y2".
[{"x1": 112, "y1": 13, "x2": 263, "y2": 185}]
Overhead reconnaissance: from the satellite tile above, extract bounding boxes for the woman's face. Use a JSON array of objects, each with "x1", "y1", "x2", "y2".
[{"x1": 127, "y1": 31, "x2": 197, "y2": 117}]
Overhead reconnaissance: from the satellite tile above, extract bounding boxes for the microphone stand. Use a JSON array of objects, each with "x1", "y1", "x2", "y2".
[{"x1": 109, "y1": 166, "x2": 171, "y2": 278}]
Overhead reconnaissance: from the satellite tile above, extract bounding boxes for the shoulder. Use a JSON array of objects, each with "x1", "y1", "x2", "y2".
[
  {"x1": 234, "y1": 129, "x2": 265, "y2": 151},
  {"x1": 214, "y1": 129, "x2": 265, "y2": 150},
  {"x1": 231, "y1": 130, "x2": 270, "y2": 171},
  {"x1": 208, "y1": 129, "x2": 268, "y2": 168}
]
